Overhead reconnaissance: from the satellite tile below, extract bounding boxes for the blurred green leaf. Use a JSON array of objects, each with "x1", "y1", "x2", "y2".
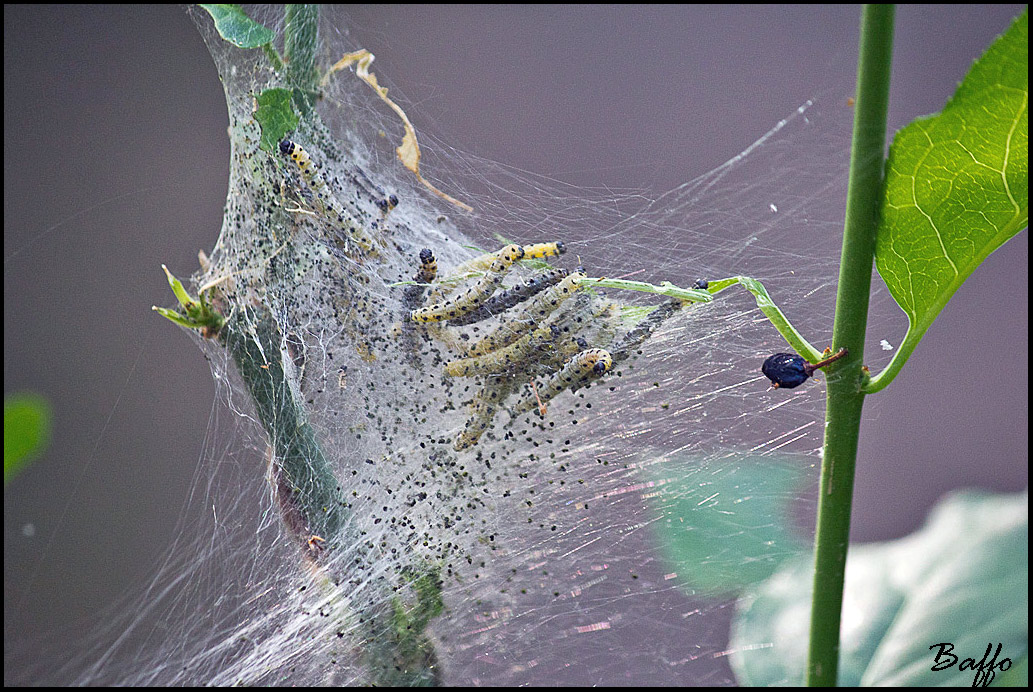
[
  {"x1": 730, "y1": 490, "x2": 1028, "y2": 686},
  {"x1": 5, "y1": 392, "x2": 52, "y2": 485},
  {"x1": 198, "y1": 5, "x2": 275, "y2": 49},
  {"x1": 871, "y1": 10, "x2": 1027, "y2": 392},
  {"x1": 649, "y1": 453, "x2": 811, "y2": 596}
]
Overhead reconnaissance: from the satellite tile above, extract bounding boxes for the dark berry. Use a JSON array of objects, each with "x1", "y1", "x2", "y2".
[
  {"x1": 762, "y1": 348, "x2": 849, "y2": 389},
  {"x1": 762, "y1": 353, "x2": 811, "y2": 389}
]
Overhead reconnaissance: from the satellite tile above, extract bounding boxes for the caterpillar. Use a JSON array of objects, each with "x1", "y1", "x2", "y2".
[
  {"x1": 446, "y1": 241, "x2": 564, "y2": 276},
  {"x1": 375, "y1": 193, "x2": 400, "y2": 212},
  {"x1": 453, "y1": 380, "x2": 513, "y2": 451},
  {"x1": 278, "y1": 139, "x2": 376, "y2": 253},
  {"x1": 409, "y1": 244, "x2": 526, "y2": 323},
  {"x1": 546, "y1": 291, "x2": 620, "y2": 364},
  {"x1": 402, "y1": 248, "x2": 439, "y2": 312},
  {"x1": 464, "y1": 271, "x2": 585, "y2": 358},
  {"x1": 514, "y1": 348, "x2": 612, "y2": 415},
  {"x1": 610, "y1": 298, "x2": 682, "y2": 365},
  {"x1": 446, "y1": 267, "x2": 570, "y2": 327},
  {"x1": 521, "y1": 241, "x2": 566, "y2": 260},
  {"x1": 414, "y1": 248, "x2": 438, "y2": 284},
  {"x1": 444, "y1": 324, "x2": 561, "y2": 378}
]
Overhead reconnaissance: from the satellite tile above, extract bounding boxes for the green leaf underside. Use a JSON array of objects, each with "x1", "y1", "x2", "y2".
[
  {"x1": 730, "y1": 490, "x2": 1028, "y2": 686},
  {"x1": 199, "y1": 5, "x2": 275, "y2": 49},
  {"x1": 874, "y1": 11, "x2": 1027, "y2": 379},
  {"x1": 4, "y1": 393, "x2": 52, "y2": 484}
]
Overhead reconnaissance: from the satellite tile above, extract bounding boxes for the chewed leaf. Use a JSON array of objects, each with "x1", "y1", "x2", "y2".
[
  {"x1": 198, "y1": 5, "x2": 275, "y2": 49},
  {"x1": 872, "y1": 11, "x2": 1027, "y2": 391}
]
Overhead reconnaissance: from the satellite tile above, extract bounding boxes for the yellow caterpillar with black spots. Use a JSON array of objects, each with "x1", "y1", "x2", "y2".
[
  {"x1": 409, "y1": 244, "x2": 526, "y2": 323},
  {"x1": 279, "y1": 138, "x2": 376, "y2": 253},
  {"x1": 514, "y1": 348, "x2": 612, "y2": 415}
]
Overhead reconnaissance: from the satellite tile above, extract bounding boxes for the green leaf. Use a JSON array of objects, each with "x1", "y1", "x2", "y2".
[
  {"x1": 870, "y1": 11, "x2": 1028, "y2": 393},
  {"x1": 153, "y1": 265, "x2": 226, "y2": 334},
  {"x1": 198, "y1": 4, "x2": 275, "y2": 49},
  {"x1": 4, "y1": 392, "x2": 52, "y2": 485},
  {"x1": 649, "y1": 453, "x2": 810, "y2": 597},
  {"x1": 254, "y1": 87, "x2": 300, "y2": 152},
  {"x1": 729, "y1": 490, "x2": 1028, "y2": 686}
]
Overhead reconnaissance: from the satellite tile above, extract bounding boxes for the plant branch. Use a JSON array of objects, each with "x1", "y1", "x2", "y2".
[
  {"x1": 806, "y1": 4, "x2": 895, "y2": 686},
  {"x1": 221, "y1": 307, "x2": 347, "y2": 547}
]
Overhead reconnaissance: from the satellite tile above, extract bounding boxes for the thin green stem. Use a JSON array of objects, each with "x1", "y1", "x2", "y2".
[
  {"x1": 859, "y1": 325, "x2": 916, "y2": 393},
  {"x1": 710, "y1": 276, "x2": 825, "y2": 363},
  {"x1": 585, "y1": 277, "x2": 712, "y2": 303},
  {"x1": 807, "y1": 5, "x2": 895, "y2": 687}
]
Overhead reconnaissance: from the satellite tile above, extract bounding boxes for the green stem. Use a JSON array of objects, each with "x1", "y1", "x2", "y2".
[
  {"x1": 585, "y1": 277, "x2": 712, "y2": 303},
  {"x1": 284, "y1": 4, "x2": 320, "y2": 114},
  {"x1": 221, "y1": 307, "x2": 347, "y2": 546},
  {"x1": 221, "y1": 307, "x2": 441, "y2": 685},
  {"x1": 806, "y1": 5, "x2": 895, "y2": 687}
]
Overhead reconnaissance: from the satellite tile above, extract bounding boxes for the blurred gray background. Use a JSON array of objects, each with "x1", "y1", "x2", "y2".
[{"x1": 4, "y1": 5, "x2": 1026, "y2": 684}]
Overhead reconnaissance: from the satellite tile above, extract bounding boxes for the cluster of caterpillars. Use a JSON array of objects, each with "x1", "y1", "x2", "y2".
[
  {"x1": 278, "y1": 136, "x2": 680, "y2": 452},
  {"x1": 406, "y1": 242, "x2": 682, "y2": 451}
]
